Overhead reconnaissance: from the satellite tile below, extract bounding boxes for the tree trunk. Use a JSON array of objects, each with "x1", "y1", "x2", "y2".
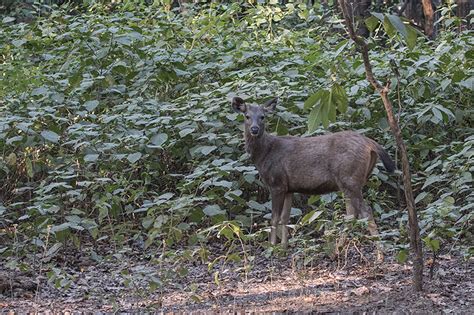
[
  {"x1": 338, "y1": 0, "x2": 424, "y2": 292},
  {"x1": 457, "y1": 0, "x2": 473, "y2": 30},
  {"x1": 404, "y1": 0, "x2": 437, "y2": 38},
  {"x1": 421, "y1": 0, "x2": 435, "y2": 38}
]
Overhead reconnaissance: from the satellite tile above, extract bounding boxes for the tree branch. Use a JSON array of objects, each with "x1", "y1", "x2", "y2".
[{"x1": 338, "y1": 0, "x2": 424, "y2": 292}]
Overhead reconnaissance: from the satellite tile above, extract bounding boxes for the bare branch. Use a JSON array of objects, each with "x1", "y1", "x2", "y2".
[{"x1": 338, "y1": 0, "x2": 424, "y2": 292}]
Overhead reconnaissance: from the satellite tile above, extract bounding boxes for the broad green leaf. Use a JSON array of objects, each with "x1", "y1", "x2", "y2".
[
  {"x1": 406, "y1": 24, "x2": 418, "y2": 49},
  {"x1": 371, "y1": 12, "x2": 384, "y2": 22},
  {"x1": 396, "y1": 249, "x2": 409, "y2": 264},
  {"x1": 219, "y1": 226, "x2": 234, "y2": 240},
  {"x1": 51, "y1": 223, "x2": 71, "y2": 233},
  {"x1": 31, "y1": 86, "x2": 49, "y2": 96},
  {"x1": 127, "y1": 152, "x2": 142, "y2": 163},
  {"x1": 203, "y1": 205, "x2": 225, "y2": 217},
  {"x1": 365, "y1": 16, "x2": 379, "y2": 33},
  {"x1": 387, "y1": 14, "x2": 407, "y2": 38},
  {"x1": 247, "y1": 200, "x2": 266, "y2": 212},
  {"x1": 422, "y1": 175, "x2": 443, "y2": 189},
  {"x1": 2, "y1": 16, "x2": 16, "y2": 23},
  {"x1": 308, "y1": 104, "x2": 322, "y2": 133},
  {"x1": 430, "y1": 239, "x2": 440, "y2": 252},
  {"x1": 41, "y1": 130, "x2": 60, "y2": 143},
  {"x1": 414, "y1": 192, "x2": 428, "y2": 204},
  {"x1": 328, "y1": 98, "x2": 337, "y2": 122},
  {"x1": 304, "y1": 90, "x2": 324, "y2": 110},
  {"x1": 200, "y1": 146, "x2": 217, "y2": 156},
  {"x1": 84, "y1": 100, "x2": 99, "y2": 112},
  {"x1": 321, "y1": 102, "x2": 329, "y2": 128},
  {"x1": 372, "y1": 13, "x2": 396, "y2": 37},
  {"x1": 150, "y1": 133, "x2": 168, "y2": 147},
  {"x1": 458, "y1": 78, "x2": 473, "y2": 90},
  {"x1": 179, "y1": 128, "x2": 194, "y2": 138},
  {"x1": 382, "y1": 16, "x2": 396, "y2": 37},
  {"x1": 301, "y1": 210, "x2": 323, "y2": 224},
  {"x1": 332, "y1": 83, "x2": 348, "y2": 113},
  {"x1": 84, "y1": 154, "x2": 99, "y2": 162},
  {"x1": 142, "y1": 216, "x2": 153, "y2": 229}
]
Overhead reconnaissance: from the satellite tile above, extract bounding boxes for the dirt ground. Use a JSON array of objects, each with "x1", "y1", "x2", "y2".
[{"x1": 1, "y1": 246, "x2": 473, "y2": 313}]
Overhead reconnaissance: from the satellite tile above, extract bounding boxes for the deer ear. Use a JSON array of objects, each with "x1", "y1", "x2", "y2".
[
  {"x1": 263, "y1": 97, "x2": 278, "y2": 112},
  {"x1": 232, "y1": 97, "x2": 246, "y2": 113}
]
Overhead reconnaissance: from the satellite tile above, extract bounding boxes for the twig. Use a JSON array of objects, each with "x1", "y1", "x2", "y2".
[
  {"x1": 352, "y1": 240, "x2": 369, "y2": 265},
  {"x1": 35, "y1": 225, "x2": 51, "y2": 303},
  {"x1": 429, "y1": 251, "x2": 437, "y2": 279}
]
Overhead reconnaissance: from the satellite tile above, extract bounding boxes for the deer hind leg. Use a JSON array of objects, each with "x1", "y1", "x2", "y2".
[
  {"x1": 270, "y1": 190, "x2": 286, "y2": 245},
  {"x1": 343, "y1": 188, "x2": 362, "y2": 219},
  {"x1": 345, "y1": 189, "x2": 384, "y2": 262},
  {"x1": 360, "y1": 201, "x2": 384, "y2": 262},
  {"x1": 279, "y1": 193, "x2": 293, "y2": 249}
]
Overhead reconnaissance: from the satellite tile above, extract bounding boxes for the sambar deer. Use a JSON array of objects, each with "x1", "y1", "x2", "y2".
[{"x1": 232, "y1": 96, "x2": 395, "y2": 260}]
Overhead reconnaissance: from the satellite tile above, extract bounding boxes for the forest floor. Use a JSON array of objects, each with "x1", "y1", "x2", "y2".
[{"x1": 1, "y1": 244, "x2": 473, "y2": 313}]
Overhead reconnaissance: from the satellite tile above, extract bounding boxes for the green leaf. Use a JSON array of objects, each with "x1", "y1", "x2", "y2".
[
  {"x1": 396, "y1": 249, "x2": 409, "y2": 264},
  {"x1": 307, "y1": 90, "x2": 330, "y2": 132},
  {"x1": 430, "y1": 239, "x2": 440, "y2": 252},
  {"x1": 84, "y1": 100, "x2": 99, "y2": 112},
  {"x1": 332, "y1": 83, "x2": 348, "y2": 113},
  {"x1": 423, "y1": 237, "x2": 440, "y2": 252},
  {"x1": 387, "y1": 14, "x2": 407, "y2": 38},
  {"x1": 371, "y1": 12, "x2": 384, "y2": 23},
  {"x1": 179, "y1": 128, "x2": 194, "y2": 138},
  {"x1": 382, "y1": 16, "x2": 396, "y2": 37},
  {"x1": 458, "y1": 77, "x2": 473, "y2": 90},
  {"x1": 301, "y1": 210, "x2": 323, "y2": 224},
  {"x1": 142, "y1": 216, "x2": 153, "y2": 229},
  {"x1": 414, "y1": 192, "x2": 428, "y2": 204},
  {"x1": 406, "y1": 24, "x2": 418, "y2": 49},
  {"x1": 127, "y1": 152, "x2": 142, "y2": 163},
  {"x1": 219, "y1": 226, "x2": 234, "y2": 240},
  {"x1": 307, "y1": 104, "x2": 322, "y2": 133},
  {"x1": 84, "y1": 154, "x2": 99, "y2": 163},
  {"x1": 200, "y1": 146, "x2": 217, "y2": 156},
  {"x1": 321, "y1": 102, "x2": 329, "y2": 128},
  {"x1": 365, "y1": 16, "x2": 379, "y2": 33},
  {"x1": 31, "y1": 86, "x2": 49, "y2": 96},
  {"x1": 304, "y1": 90, "x2": 324, "y2": 110},
  {"x1": 150, "y1": 133, "x2": 168, "y2": 147},
  {"x1": 203, "y1": 205, "x2": 225, "y2": 217},
  {"x1": 41, "y1": 130, "x2": 60, "y2": 143},
  {"x1": 2, "y1": 16, "x2": 16, "y2": 23},
  {"x1": 422, "y1": 175, "x2": 443, "y2": 189}
]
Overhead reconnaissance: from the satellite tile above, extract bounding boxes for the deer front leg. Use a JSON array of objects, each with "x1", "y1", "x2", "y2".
[
  {"x1": 280, "y1": 193, "x2": 293, "y2": 249},
  {"x1": 269, "y1": 189, "x2": 285, "y2": 245}
]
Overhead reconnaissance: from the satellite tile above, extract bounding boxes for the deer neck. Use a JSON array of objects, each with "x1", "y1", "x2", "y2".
[{"x1": 244, "y1": 130, "x2": 272, "y2": 165}]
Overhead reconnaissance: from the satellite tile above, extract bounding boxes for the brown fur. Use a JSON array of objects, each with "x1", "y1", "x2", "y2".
[{"x1": 232, "y1": 97, "x2": 395, "y2": 259}]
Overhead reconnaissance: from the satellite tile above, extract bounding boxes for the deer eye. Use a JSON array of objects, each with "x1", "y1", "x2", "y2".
[
  {"x1": 260, "y1": 116, "x2": 265, "y2": 120},
  {"x1": 245, "y1": 115, "x2": 250, "y2": 120}
]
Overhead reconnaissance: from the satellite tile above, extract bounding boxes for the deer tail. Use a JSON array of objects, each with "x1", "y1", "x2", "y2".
[{"x1": 374, "y1": 142, "x2": 396, "y2": 173}]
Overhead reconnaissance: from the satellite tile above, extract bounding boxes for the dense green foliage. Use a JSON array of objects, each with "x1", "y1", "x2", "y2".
[{"x1": 0, "y1": 2, "x2": 472, "y2": 285}]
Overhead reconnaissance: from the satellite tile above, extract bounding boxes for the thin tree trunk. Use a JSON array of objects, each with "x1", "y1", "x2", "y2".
[
  {"x1": 338, "y1": 0, "x2": 424, "y2": 292},
  {"x1": 421, "y1": 0, "x2": 435, "y2": 38},
  {"x1": 457, "y1": 0, "x2": 473, "y2": 30}
]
